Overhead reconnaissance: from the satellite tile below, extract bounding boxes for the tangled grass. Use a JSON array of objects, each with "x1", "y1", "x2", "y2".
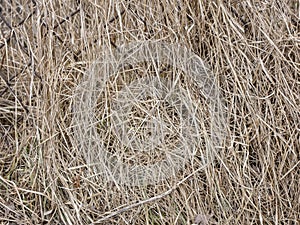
[{"x1": 0, "y1": 0, "x2": 299, "y2": 224}]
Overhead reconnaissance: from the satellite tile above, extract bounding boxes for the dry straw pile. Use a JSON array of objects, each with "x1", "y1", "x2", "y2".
[{"x1": 0, "y1": 0, "x2": 299, "y2": 224}]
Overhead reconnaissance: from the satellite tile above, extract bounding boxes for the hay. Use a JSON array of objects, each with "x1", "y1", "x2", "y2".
[
  {"x1": 0, "y1": 0, "x2": 299, "y2": 224},
  {"x1": 72, "y1": 41, "x2": 226, "y2": 187}
]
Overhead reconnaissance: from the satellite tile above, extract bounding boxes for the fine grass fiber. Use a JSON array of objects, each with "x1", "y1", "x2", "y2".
[{"x1": 0, "y1": 0, "x2": 299, "y2": 224}]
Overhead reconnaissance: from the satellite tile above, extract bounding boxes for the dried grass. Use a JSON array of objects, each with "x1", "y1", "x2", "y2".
[{"x1": 0, "y1": 0, "x2": 299, "y2": 224}]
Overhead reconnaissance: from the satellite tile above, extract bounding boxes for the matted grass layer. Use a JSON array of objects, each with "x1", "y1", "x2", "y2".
[{"x1": 0, "y1": 0, "x2": 299, "y2": 224}]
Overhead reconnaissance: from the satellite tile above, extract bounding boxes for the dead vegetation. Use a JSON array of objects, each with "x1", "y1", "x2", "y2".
[{"x1": 0, "y1": 0, "x2": 299, "y2": 224}]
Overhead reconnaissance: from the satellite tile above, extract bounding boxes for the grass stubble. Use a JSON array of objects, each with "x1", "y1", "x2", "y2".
[{"x1": 0, "y1": 0, "x2": 299, "y2": 224}]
